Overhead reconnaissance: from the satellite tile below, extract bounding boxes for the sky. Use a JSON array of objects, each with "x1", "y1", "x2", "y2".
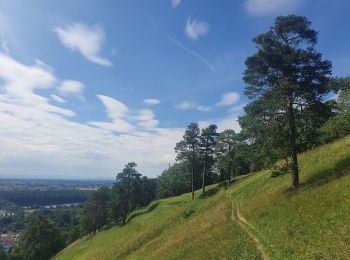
[{"x1": 0, "y1": 0, "x2": 349, "y2": 179}]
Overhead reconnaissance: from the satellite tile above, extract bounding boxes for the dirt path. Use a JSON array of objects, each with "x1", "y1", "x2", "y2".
[{"x1": 226, "y1": 191, "x2": 268, "y2": 260}]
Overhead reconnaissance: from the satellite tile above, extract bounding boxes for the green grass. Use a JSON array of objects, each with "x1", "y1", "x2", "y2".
[{"x1": 56, "y1": 135, "x2": 350, "y2": 259}]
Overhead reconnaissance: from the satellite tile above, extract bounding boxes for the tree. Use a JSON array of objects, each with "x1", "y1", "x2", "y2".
[
  {"x1": 81, "y1": 187, "x2": 110, "y2": 234},
  {"x1": 13, "y1": 214, "x2": 63, "y2": 260},
  {"x1": 243, "y1": 15, "x2": 332, "y2": 188},
  {"x1": 175, "y1": 123, "x2": 200, "y2": 200},
  {"x1": 199, "y1": 124, "x2": 217, "y2": 192},
  {"x1": 157, "y1": 162, "x2": 192, "y2": 198},
  {"x1": 215, "y1": 129, "x2": 238, "y2": 184},
  {"x1": 337, "y1": 78, "x2": 350, "y2": 112},
  {"x1": 115, "y1": 162, "x2": 142, "y2": 224}
]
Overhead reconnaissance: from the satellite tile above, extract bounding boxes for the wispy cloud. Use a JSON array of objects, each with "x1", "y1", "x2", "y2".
[
  {"x1": 143, "y1": 98, "x2": 161, "y2": 105},
  {"x1": 167, "y1": 36, "x2": 215, "y2": 72},
  {"x1": 185, "y1": 17, "x2": 209, "y2": 40},
  {"x1": 176, "y1": 92, "x2": 241, "y2": 113},
  {"x1": 244, "y1": 0, "x2": 304, "y2": 16},
  {"x1": 51, "y1": 94, "x2": 66, "y2": 104},
  {"x1": 196, "y1": 105, "x2": 212, "y2": 112},
  {"x1": 54, "y1": 22, "x2": 112, "y2": 66},
  {"x1": 171, "y1": 0, "x2": 181, "y2": 8},
  {"x1": 1, "y1": 40, "x2": 9, "y2": 54},
  {"x1": 176, "y1": 101, "x2": 212, "y2": 112}
]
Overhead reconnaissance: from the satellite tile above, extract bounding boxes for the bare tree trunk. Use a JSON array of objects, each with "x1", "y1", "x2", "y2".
[
  {"x1": 122, "y1": 201, "x2": 128, "y2": 225},
  {"x1": 288, "y1": 100, "x2": 299, "y2": 189},
  {"x1": 227, "y1": 166, "x2": 231, "y2": 185},
  {"x1": 191, "y1": 164, "x2": 195, "y2": 200},
  {"x1": 202, "y1": 164, "x2": 206, "y2": 193}
]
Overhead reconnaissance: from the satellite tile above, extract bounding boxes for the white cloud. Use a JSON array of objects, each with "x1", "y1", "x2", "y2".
[
  {"x1": 167, "y1": 36, "x2": 215, "y2": 72},
  {"x1": 176, "y1": 101, "x2": 196, "y2": 110},
  {"x1": 143, "y1": 98, "x2": 161, "y2": 105},
  {"x1": 185, "y1": 18, "x2": 209, "y2": 40},
  {"x1": 58, "y1": 80, "x2": 85, "y2": 99},
  {"x1": 136, "y1": 109, "x2": 159, "y2": 128},
  {"x1": 216, "y1": 92, "x2": 240, "y2": 107},
  {"x1": 196, "y1": 105, "x2": 212, "y2": 112},
  {"x1": 0, "y1": 54, "x2": 184, "y2": 178},
  {"x1": 51, "y1": 94, "x2": 66, "y2": 104},
  {"x1": 54, "y1": 23, "x2": 112, "y2": 66},
  {"x1": 244, "y1": 0, "x2": 303, "y2": 16},
  {"x1": 172, "y1": 0, "x2": 181, "y2": 8}
]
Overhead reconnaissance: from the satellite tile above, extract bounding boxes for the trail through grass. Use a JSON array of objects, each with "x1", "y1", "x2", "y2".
[
  {"x1": 56, "y1": 135, "x2": 350, "y2": 259},
  {"x1": 226, "y1": 191, "x2": 268, "y2": 260}
]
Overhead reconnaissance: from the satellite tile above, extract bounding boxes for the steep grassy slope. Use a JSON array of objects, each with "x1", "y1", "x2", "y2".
[
  {"x1": 56, "y1": 135, "x2": 350, "y2": 259},
  {"x1": 55, "y1": 186, "x2": 261, "y2": 259},
  {"x1": 228, "y1": 135, "x2": 350, "y2": 259}
]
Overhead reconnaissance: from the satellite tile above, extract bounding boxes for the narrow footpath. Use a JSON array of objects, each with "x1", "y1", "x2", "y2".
[{"x1": 226, "y1": 191, "x2": 268, "y2": 260}]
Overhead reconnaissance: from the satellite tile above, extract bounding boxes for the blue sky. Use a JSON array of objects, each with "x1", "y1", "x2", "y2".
[{"x1": 0, "y1": 0, "x2": 349, "y2": 178}]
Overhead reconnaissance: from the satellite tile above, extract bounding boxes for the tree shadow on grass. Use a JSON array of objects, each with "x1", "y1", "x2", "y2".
[
  {"x1": 285, "y1": 155, "x2": 350, "y2": 195},
  {"x1": 126, "y1": 201, "x2": 160, "y2": 224},
  {"x1": 199, "y1": 186, "x2": 220, "y2": 199}
]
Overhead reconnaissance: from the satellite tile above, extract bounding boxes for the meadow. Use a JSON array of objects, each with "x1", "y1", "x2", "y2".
[{"x1": 56, "y1": 135, "x2": 350, "y2": 259}]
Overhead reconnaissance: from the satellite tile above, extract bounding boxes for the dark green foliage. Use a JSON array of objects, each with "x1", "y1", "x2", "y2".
[
  {"x1": 175, "y1": 123, "x2": 201, "y2": 200},
  {"x1": 319, "y1": 112, "x2": 350, "y2": 143},
  {"x1": 114, "y1": 162, "x2": 142, "y2": 224},
  {"x1": 199, "y1": 124, "x2": 218, "y2": 192},
  {"x1": 181, "y1": 208, "x2": 195, "y2": 219},
  {"x1": 30, "y1": 207, "x2": 83, "y2": 246},
  {"x1": 157, "y1": 162, "x2": 192, "y2": 198},
  {"x1": 11, "y1": 214, "x2": 63, "y2": 260},
  {"x1": 0, "y1": 189, "x2": 90, "y2": 207},
  {"x1": 81, "y1": 187, "x2": 110, "y2": 234},
  {"x1": 242, "y1": 15, "x2": 332, "y2": 188},
  {"x1": 215, "y1": 130, "x2": 247, "y2": 183},
  {"x1": 0, "y1": 200, "x2": 25, "y2": 233}
]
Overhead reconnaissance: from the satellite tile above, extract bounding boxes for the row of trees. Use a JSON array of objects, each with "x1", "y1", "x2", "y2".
[{"x1": 174, "y1": 124, "x2": 250, "y2": 199}]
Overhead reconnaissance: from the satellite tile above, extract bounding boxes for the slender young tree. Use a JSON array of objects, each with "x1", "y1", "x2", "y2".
[
  {"x1": 115, "y1": 162, "x2": 142, "y2": 224},
  {"x1": 199, "y1": 124, "x2": 217, "y2": 192},
  {"x1": 82, "y1": 186, "x2": 110, "y2": 234},
  {"x1": 243, "y1": 15, "x2": 332, "y2": 188},
  {"x1": 175, "y1": 123, "x2": 200, "y2": 200}
]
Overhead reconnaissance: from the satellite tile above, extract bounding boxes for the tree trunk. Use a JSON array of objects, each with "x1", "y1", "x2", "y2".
[
  {"x1": 122, "y1": 201, "x2": 128, "y2": 225},
  {"x1": 202, "y1": 163, "x2": 206, "y2": 193},
  {"x1": 227, "y1": 166, "x2": 231, "y2": 185},
  {"x1": 191, "y1": 164, "x2": 195, "y2": 200},
  {"x1": 288, "y1": 100, "x2": 299, "y2": 189}
]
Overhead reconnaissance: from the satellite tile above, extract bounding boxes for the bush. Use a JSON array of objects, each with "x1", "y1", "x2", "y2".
[
  {"x1": 319, "y1": 112, "x2": 350, "y2": 143},
  {"x1": 181, "y1": 208, "x2": 195, "y2": 219}
]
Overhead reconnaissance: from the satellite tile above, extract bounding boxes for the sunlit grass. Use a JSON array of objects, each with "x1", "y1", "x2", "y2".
[
  {"x1": 228, "y1": 135, "x2": 350, "y2": 259},
  {"x1": 56, "y1": 136, "x2": 350, "y2": 259},
  {"x1": 55, "y1": 185, "x2": 261, "y2": 260}
]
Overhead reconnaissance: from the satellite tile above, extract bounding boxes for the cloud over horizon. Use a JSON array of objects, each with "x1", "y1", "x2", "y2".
[{"x1": 0, "y1": 54, "x2": 184, "y2": 178}]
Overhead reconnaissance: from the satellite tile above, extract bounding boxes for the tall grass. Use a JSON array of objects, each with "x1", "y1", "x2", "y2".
[{"x1": 56, "y1": 135, "x2": 350, "y2": 259}]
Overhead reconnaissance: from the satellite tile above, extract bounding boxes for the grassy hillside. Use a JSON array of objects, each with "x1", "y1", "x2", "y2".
[{"x1": 56, "y1": 136, "x2": 350, "y2": 260}]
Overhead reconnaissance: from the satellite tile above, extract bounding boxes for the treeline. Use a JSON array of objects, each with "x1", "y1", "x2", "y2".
[
  {"x1": 0, "y1": 189, "x2": 91, "y2": 207},
  {"x1": 4, "y1": 208, "x2": 83, "y2": 260}
]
